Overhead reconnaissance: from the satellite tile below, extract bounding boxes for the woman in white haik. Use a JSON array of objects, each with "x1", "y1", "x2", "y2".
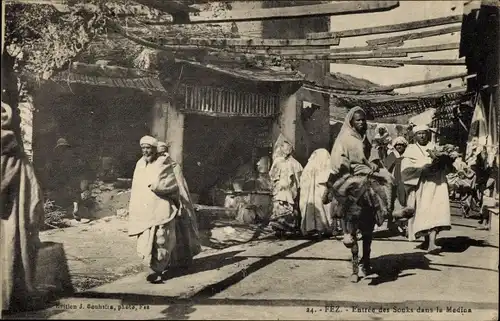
[{"x1": 299, "y1": 148, "x2": 335, "y2": 238}]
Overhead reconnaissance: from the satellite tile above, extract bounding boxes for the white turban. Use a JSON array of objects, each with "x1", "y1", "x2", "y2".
[
  {"x1": 157, "y1": 141, "x2": 167, "y2": 149},
  {"x1": 392, "y1": 136, "x2": 408, "y2": 146},
  {"x1": 140, "y1": 135, "x2": 158, "y2": 147},
  {"x1": 412, "y1": 124, "x2": 430, "y2": 133}
]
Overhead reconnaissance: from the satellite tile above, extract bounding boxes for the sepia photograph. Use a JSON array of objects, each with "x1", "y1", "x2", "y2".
[{"x1": 1, "y1": 0, "x2": 498, "y2": 320}]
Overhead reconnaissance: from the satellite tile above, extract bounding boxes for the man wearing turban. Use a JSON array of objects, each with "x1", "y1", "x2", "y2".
[
  {"x1": 401, "y1": 125, "x2": 451, "y2": 254},
  {"x1": 128, "y1": 136, "x2": 201, "y2": 282},
  {"x1": 157, "y1": 141, "x2": 169, "y2": 157}
]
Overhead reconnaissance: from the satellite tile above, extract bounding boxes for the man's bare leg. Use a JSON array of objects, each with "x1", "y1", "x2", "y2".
[
  {"x1": 427, "y1": 230, "x2": 441, "y2": 254},
  {"x1": 416, "y1": 234, "x2": 430, "y2": 250}
]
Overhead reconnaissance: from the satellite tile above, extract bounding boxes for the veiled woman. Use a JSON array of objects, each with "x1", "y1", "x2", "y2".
[
  {"x1": 268, "y1": 140, "x2": 303, "y2": 237},
  {"x1": 299, "y1": 149, "x2": 334, "y2": 238},
  {"x1": 324, "y1": 107, "x2": 405, "y2": 282}
]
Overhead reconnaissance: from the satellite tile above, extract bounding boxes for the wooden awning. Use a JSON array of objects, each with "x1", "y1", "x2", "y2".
[
  {"x1": 176, "y1": 59, "x2": 304, "y2": 83},
  {"x1": 49, "y1": 63, "x2": 167, "y2": 93},
  {"x1": 329, "y1": 86, "x2": 474, "y2": 119}
]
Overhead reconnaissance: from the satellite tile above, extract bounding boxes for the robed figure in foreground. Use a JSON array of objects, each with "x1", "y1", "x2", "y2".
[
  {"x1": 324, "y1": 107, "x2": 411, "y2": 282},
  {"x1": 128, "y1": 136, "x2": 201, "y2": 282},
  {"x1": 1, "y1": 102, "x2": 45, "y2": 313},
  {"x1": 323, "y1": 107, "x2": 392, "y2": 282}
]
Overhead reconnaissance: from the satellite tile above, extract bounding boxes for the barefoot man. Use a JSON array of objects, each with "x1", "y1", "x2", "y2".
[{"x1": 401, "y1": 125, "x2": 451, "y2": 254}]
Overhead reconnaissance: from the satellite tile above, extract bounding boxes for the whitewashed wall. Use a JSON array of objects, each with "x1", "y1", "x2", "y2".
[{"x1": 329, "y1": 0, "x2": 467, "y2": 94}]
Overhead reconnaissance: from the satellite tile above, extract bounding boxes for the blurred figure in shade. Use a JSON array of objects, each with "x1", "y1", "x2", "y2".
[
  {"x1": 48, "y1": 137, "x2": 87, "y2": 222},
  {"x1": 373, "y1": 124, "x2": 392, "y2": 163},
  {"x1": 157, "y1": 141, "x2": 169, "y2": 157},
  {"x1": 385, "y1": 136, "x2": 411, "y2": 235},
  {"x1": 268, "y1": 140, "x2": 303, "y2": 238}
]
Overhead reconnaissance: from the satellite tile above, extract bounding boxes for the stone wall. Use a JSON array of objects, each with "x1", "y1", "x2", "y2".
[{"x1": 261, "y1": 0, "x2": 331, "y2": 165}]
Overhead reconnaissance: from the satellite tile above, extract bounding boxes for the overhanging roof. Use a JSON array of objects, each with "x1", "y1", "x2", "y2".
[
  {"x1": 175, "y1": 59, "x2": 305, "y2": 83},
  {"x1": 50, "y1": 72, "x2": 166, "y2": 93},
  {"x1": 326, "y1": 72, "x2": 388, "y2": 92},
  {"x1": 49, "y1": 63, "x2": 166, "y2": 93}
]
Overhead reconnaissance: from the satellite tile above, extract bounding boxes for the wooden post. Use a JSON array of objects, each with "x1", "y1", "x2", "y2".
[
  {"x1": 274, "y1": 83, "x2": 298, "y2": 149},
  {"x1": 165, "y1": 100, "x2": 185, "y2": 166},
  {"x1": 151, "y1": 96, "x2": 168, "y2": 142}
]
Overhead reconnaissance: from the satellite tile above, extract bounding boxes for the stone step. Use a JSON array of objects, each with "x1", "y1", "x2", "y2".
[{"x1": 195, "y1": 205, "x2": 238, "y2": 230}]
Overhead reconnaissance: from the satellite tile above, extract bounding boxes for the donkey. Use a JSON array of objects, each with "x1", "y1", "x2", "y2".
[{"x1": 324, "y1": 171, "x2": 413, "y2": 283}]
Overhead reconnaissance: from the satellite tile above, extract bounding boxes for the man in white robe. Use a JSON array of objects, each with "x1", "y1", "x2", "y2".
[
  {"x1": 128, "y1": 136, "x2": 200, "y2": 282},
  {"x1": 401, "y1": 125, "x2": 451, "y2": 254}
]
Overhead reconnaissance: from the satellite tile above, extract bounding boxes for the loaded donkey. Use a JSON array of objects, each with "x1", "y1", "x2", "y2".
[{"x1": 323, "y1": 107, "x2": 414, "y2": 283}]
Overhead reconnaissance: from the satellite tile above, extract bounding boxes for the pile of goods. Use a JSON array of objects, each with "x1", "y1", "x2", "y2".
[
  {"x1": 43, "y1": 199, "x2": 68, "y2": 229},
  {"x1": 427, "y1": 144, "x2": 461, "y2": 170}
]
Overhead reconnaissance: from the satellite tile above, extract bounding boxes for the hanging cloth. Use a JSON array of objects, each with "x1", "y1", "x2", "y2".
[
  {"x1": 465, "y1": 94, "x2": 485, "y2": 165},
  {"x1": 486, "y1": 93, "x2": 499, "y2": 167}
]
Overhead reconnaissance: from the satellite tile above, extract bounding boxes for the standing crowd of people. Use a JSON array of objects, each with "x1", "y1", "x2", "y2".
[{"x1": 267, "y1": 105, "x2": 497, "y2": 281}]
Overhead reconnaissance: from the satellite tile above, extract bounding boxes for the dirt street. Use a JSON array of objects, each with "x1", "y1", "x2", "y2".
[{"x1": 7, "y1": 207, "x2": 498, "y2": 320}]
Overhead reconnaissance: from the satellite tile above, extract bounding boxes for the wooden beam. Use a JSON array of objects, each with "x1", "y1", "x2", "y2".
[
  {"x1": 366, "y1": 24, "x2": 462, "y2": 46},
  {"x1": 371, "y1": 85, "x2": 470, "y2": 102},
  {"x1": 376, "y1": 42, "x2": 459, "y2": 54},
  {"x1": 112, "y1": 27, "x2": 218, "y2": 53},
  {"x1": 153, "y1": 37, "x2": 340, "y2": 47},
  {"x1": 355, "y1": 58, "x2": 465, "y2": 66},
  {"x1": 198, "y1": 50, "x2": 409, "y2": 64},
  {"x1": 304, "y1": 83, "x2": 394, "y2": 95},
  {"x1": 332, "y1": 59, "x2": 465, "y2": 67},
  {"x1": 285, "y1": 52, "x2": 408, "y2": 60},
  {"x1": 307, "y1": 14, "x2": 462, "y2": 39},
  {"x1": 221, "y1": 42, "x2": 404, "y2": 55},
  {"x1": 206, "y1": 51, "x2": 408, "y2": 61},
  {"x1": 362, "y1": 72, "x2": 471, "y2": 93},
  {"x1": 331, "y1": 60, "x2": 403, "y2": 68},
  {"x1": 183, "y1": 1, "x2": 399, "y2": 24}
]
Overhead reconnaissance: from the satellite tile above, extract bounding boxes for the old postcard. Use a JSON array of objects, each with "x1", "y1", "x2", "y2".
[{"x1": 1, "y1": 0, "x2": 498, "y2": 320}]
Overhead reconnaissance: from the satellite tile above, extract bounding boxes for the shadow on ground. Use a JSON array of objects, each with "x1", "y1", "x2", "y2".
[
  {"x1": 164, "y1": 250, "x2": 246, "y2": 280},
  {"x1": 436, "y1": 236, "x2": 496, "y2": 252},
  {"x1": 367, "y1": 252, "x2": 440, "y2": 286}
]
